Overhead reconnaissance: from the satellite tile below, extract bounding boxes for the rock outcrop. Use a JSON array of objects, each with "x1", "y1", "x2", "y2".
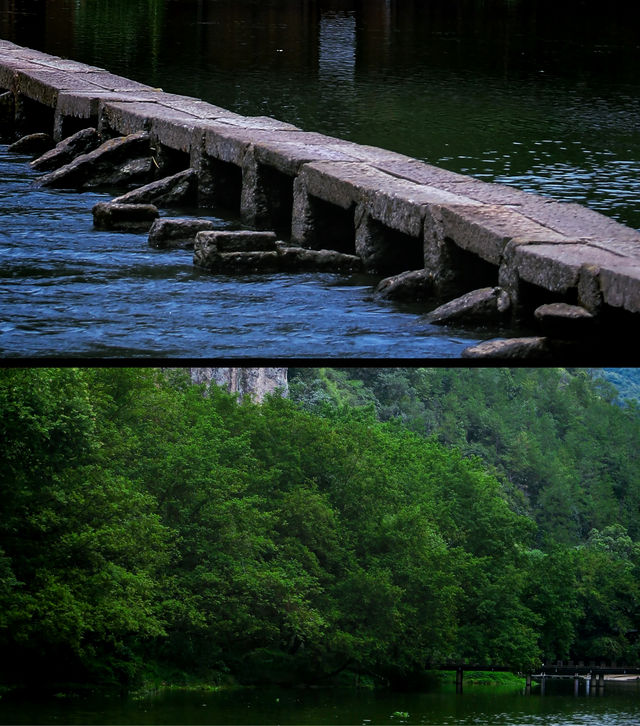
[{"x1": 189, "y1": 368, "x2": 288, "y2": 402}]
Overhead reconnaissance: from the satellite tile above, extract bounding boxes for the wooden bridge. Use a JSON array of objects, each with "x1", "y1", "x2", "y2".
[
  {"x1": 437, "y1": 663, "x2": 640, "y2": 693},
  {"x1": 2, "y1": 39, "x2": 640, "y2": 359}
]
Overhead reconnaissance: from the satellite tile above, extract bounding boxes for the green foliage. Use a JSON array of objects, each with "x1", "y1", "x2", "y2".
[
  {"x1": 0, "y1": 369, "x2": 170, "y2": 691},
  {"x1": 3, "y1": 367, "x2": 640, "y2": 694},
  {"x1": 290, "y1": 368, "x2": 640, "y2": 545}
]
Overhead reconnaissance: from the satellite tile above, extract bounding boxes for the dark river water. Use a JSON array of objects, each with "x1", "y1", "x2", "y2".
[
  {"x1": 1, "y1": 0, "x2": 639, "y2": 357},
  {"x1": 1, "y1": 682, "x2": 640, "y2": 725}
]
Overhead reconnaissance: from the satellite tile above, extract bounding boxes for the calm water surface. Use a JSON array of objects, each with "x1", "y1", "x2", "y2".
[
  {"x1": 1, "y1": 0, "x2": 639, "y2": 357},
  {"x1": 1, "y1": 683, "x2": 640, "y2": 725}
]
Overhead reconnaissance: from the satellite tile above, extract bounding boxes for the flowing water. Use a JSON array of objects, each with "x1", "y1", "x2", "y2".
[
  {"x1": 1, "y1": 0, "x2": 639, "y2": 357},
  {"x1": 1, "y1": 682, "x2": 640, "y2": 725},
  {"x1": 1, "y1": 148, "x2": 473, "y2": 357}
]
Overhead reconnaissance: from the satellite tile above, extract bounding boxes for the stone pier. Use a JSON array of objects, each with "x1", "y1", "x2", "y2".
[{"x1": 2, "y1": 40, "x2": 640, "y2": 357}]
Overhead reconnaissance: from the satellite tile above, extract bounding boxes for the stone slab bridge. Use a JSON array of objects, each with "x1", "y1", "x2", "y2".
[{"x1": 2, "y1": 40, "x2": 640, "y2": 358}]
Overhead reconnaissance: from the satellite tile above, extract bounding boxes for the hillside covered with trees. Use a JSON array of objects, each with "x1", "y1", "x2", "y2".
[{"x1": 1, "y1": 367, "x2": 639, "y2": 695}]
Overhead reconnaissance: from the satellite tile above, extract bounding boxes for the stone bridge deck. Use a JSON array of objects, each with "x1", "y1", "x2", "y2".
[{"x1": 2, "y1": 39, "x2": 640, "y2": 356}]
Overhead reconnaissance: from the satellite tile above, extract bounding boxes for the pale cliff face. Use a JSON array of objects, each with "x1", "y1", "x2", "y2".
[{"x1": 189, "y1": 368, "x2": 288, "y2": 402}]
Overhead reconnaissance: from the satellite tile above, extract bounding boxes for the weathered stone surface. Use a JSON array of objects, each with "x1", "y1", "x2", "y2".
[
  {"x1": 14, "y1": 68, "x2": 100, "y2": 107},
  {"x1": 427, "y1": 287, "x2": 511, "y2": 325},
  {"x1": 202, "y1": 123, "x2": 300, "y2": 166},
  {"x1": 92, "y1": 202, "x2": 159, "y2": 231},
  {"x1": 534, "y1": 303, "x2": 596, "y2": 339},
  {"x1": 370, "y1": 158, "x2": 473, "y2": 187},
  {"x1": 292, "y1": 162, "x2": 481, "y2": 251},
  {"x1": 221, "y1": 115, "x2": 300, "y2": 132},
  {"x1": 36, "y1": 131, "x2": 154, "y2": 189},
  {"x1": 518, "y1": 199, "x2": 640, "y2": 245},
  {"x1": 598, "y1": 262, "x2": 640, "y2": 314},
  {"x1": 502, "y1": 240, "x2": 627, "y2": 306},
  {"x1": 158, "y1": 95, "x2": 244, "y2": 121},
  {"x1": 194, "y1": 247, "x2": 280, "y2": 273},
  {"x1": 8, "y1": 132, "x2": 53, "y2": 155},
  {"x1": 250, "y1": 134, "x2": 358, "y2": 177},
  {"x1": 150, "y1": 114, "x2": 207, "y2": 153},
  {"x1": 196, "y1": 230, "x2": 278, "y2": 253},
  {"x1": 0, "y1": 57, "x2": 38, "y2": 91},
  {"x1": 435, "y1": 204, "x2": 568, "y2": 266},
  {"x1": 433, "y1": 176, "x2": 550, "y2": 207},
  {"x1": 0, "y1": 90, "x2": 15, "y2": 134},
  {"x1": 462, "y1": 336, "x2": 553, "y2": 360},
  {"x1": 297, "y1": 161, "x2": 477, "y2": 225},
  {"x1": 276, "y1": 245, "x2": 363, "y2": 272},
  {"x1": 375, "y1": 269, "x2": 434, "y2": 301},
  {"x1": 189, "y1": 367, "x2": 288, "y2": 401},
  {"x1": 55, "y1": 89, "x2": 164, "y2": 123},
  {"x1": 112, "y1": 169, "x2": 197, "y2": 207},
  {"x1": 30, "y1": 127, "x2": 100, "y2": 171},
  {"x1": 148, "y1": 218, "x2": 220, "y2": 249},
  {"x1": 100, "y1": 101, "x2": 176, "y2": 137}
]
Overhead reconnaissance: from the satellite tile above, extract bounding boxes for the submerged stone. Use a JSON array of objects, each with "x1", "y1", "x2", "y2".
[
  {"x1": 112, "y1": 168, "x2": 198, "y2": 207},
  {"x1": 196, "y1": 230, "x2": 278, "y2": 253},
  {"x1": 194, "y1": 246, "x2": 280, "y2": 273},
  {"x1": 193, "y1": 232, "x2": 362, "y2": 274},
  {"x1": 427, "y1": 287, "x2": 511, "y2": 325},
  {"x1": 148, "y1": 217, "x2": 221, "y2": 249},
  {"x1": 31, "y1": 127, "x2": 101, "y2": 171},
  {"x1": 534, "y1": 302, "x2": 596, "y2": 339},
  {"x1": 36, "y1": 130, "x2": 155, "y2": 189},
  {"x1": 8, "y1": 132, "x2": 54, "y2": 155},
  {"x1": 375, "y1": 269, "x2": 434, "y2": 301},
  {"x1": 276, "y1": 245, "x2": 363, "y2": 272},
  {"x1": 462, "y1": 336, "x2": 553, "y2": 360}
]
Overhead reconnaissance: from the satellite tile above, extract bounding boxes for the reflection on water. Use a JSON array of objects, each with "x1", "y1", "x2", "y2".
[
  {"x1": 2, "y1": 0, "x2": 639, "y2": 229},
  {"x1": 319, "y1": 11, "x2": 356, "y2": 83},
  {"x1": 1, "y1": 682, "x2": 640, "y2": 725}
]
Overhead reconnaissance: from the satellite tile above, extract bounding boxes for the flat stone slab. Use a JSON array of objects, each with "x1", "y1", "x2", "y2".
[
  {"x1": 148, "y1": 218, "x2": 221, "y2": 249},
  {"x1": 55, "y1": 89, "x2": 169, "y2": 123},
  {"x1": 14, "y1": 68, "x2": 116, "y2": 106},
  {"x1": 194, "y1": 247, "x2": 280, "y2": 273},
  {"x1": 436, "y1": 204, "x2": 569, "y2": 266},
  {"x1": 276, "y1": 245, "x2": 363, "y2": 272},
  {"x1": 100, "y1": 100, "x2": 197, "y2": 137},
  {"x1": 298, "y1": 161, "x2": 482, "y2": 240},
  {"x1": 157, "y1": 94, "x2": 245, "y2": 121},
  {"x1": 506, "y1": 240, "x2": 627, "y2": 295},
  {"x1": 195, "y1": 230, "x2": 278, "y2": 253},
  {"x1": 92, "y1": 202, "x2": 159, "y2": 231}
]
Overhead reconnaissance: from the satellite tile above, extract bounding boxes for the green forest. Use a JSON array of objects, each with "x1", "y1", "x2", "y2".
[{"x1": 1, "y1": 367, "x2": 640, "y2": 696}]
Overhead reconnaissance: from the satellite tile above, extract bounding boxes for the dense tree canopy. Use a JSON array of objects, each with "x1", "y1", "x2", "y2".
[{"x1": 1, "y1": 367, "x2": 639, "y2": 693}]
